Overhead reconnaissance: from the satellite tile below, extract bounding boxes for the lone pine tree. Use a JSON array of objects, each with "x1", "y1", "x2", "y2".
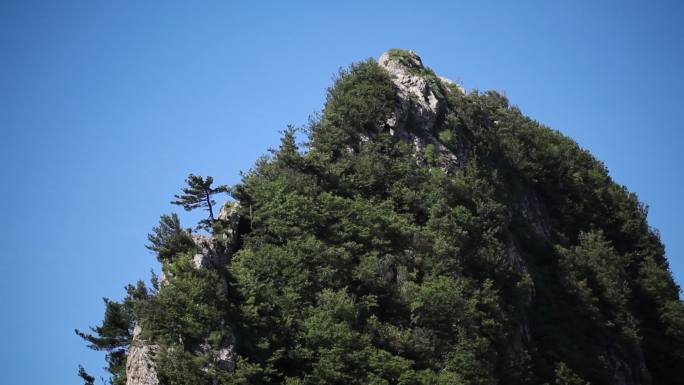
[
  {"x1": 79, "y1": 50, "x2": 684, "y2": 385},
  {"x1": 171, "y1": 174, "x2": 230, "y2": 230}
]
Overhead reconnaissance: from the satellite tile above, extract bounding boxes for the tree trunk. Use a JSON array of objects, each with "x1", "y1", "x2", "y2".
[{"x1": 205, "y1": 190, "x2": 214, "y2": 221}]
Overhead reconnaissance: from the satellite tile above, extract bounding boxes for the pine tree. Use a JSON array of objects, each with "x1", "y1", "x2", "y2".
[
  {"x1": 171, "y1": 174, "x2": 230, "y2": 229},
  {"x1": 146, "y1": 213, "x2": 195, "y2": 262},
  {"x1": 75, "y1": 299, "x2": 131, "y2": 385},
  {"x1": 76, "y1": 282, "x2": 151, "y2": 385}
]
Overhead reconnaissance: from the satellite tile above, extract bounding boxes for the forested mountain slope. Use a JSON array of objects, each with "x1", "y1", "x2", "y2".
[{"x1": 78, "y1": 50, "x2": 684, "y2": 385}]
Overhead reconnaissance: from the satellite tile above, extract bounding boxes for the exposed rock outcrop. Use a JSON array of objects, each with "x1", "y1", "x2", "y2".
[
  {"x1": 191, "y1": 201, "x2": 241, "y2": 270},
  {"x1": 378, "y1": 49, "x2": 461, "y2": 170},
  {"x1": 378, "y1": 50, "x2": 445, "y2": 133},
  {"x1": 217, "y1": 201, "x2": 242, "y2": 254},
  {"x1": 126, "y1": 326, "x2": 159, "y2": 385},
  {"x1": 191, "y1": 234, "x2": 219, "y2": 269},
  {"x1": 196, "y1": 335, "x2": 236, "y2": 372}
]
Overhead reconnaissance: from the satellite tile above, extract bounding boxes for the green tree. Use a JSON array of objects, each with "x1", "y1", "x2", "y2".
[
  {"x1": 554, "y1": 362, "x2": 589, "y2": 385},
  {"x1": 172, "y1": 174, "x2": 230, "y2": 229},
  {"x1": 76, "y1": 282, "x2": 151, "y2": 385},
  {"x1": 146, "y1": 213, "x2": 195, "y2": 263}
]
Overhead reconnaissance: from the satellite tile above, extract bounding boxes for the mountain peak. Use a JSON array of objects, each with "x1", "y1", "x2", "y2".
[
  {"x1": 379, "y1": 48, "x2": 425, "y2": 70},
  {"x1": 81, "y1": 50, "x2": 684, "y2": 385},
  {"x1": 376, "y1": 49, "x2": 461, "y2": 168}
]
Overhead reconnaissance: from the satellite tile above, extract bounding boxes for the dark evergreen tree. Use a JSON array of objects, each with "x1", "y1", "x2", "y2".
[
  {"x1": 146, "y1": 213, "x2": 195, "y2": 263},
  {"x1": 171, "y1": 174, "x2": 230, "y2": 229}
]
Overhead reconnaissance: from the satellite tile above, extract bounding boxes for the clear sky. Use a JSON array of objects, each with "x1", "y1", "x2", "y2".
[{"x1": 1, "y1": 1, "x2": 682, "y2": 384}]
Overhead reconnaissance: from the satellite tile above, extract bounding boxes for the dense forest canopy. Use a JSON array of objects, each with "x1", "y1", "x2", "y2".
[{"x1": 79, "y1": 50, "x2": 683, "y2": 385}]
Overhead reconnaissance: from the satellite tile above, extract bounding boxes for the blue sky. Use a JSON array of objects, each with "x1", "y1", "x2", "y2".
[{"x1": 1, "y1": 1, "x2": 682, "y2": 383}]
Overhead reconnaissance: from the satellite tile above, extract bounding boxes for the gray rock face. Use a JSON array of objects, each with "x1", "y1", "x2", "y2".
[
  {"x1": 378, "y1": 50, "x2": 462, "y2": 169},
  {"x1": 378, "y1": 50, "x2": 444, "y2": 133},
  {"x1": 191, "y1": 201, "x2": 241, "y2": 270},
  {"x1": 191, "y1": 234, "x2": 220, "y2": 269},
  {"x1": 438, "y1": 75, "x2": 466, "y2": 94},
  {"x1": 196, "y1": 335, "x2": 236, "y2": 372},
  {"x1": 126, "y1": 326, "x2": 159, "y2": 385},
  {"x1": 218, "y1": 200, "x2": 240, "y2": 223},
  {"x1": 218, "y1": 201, "x2": 242, "y2": 254}
]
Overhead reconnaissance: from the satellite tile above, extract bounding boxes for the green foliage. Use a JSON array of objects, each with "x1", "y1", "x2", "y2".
[
  {"x1": 386, "y1": 49, "x2": 416, "y2": 63},
  {"x1": 312, "y1": 59, "x2": 396, "y2": 155},
  {"x1": 229, "y1": 107, "x2": 519, "y2": 383},
  {"x1": 554, "y1": 362, "x2": 589, "y2": 385},
  {"x1": 146, "y1": 213, "x2": 195, "y2": 263},
  {"x1": 172, "y1": 173, "x2": 230, "y2": 229},
  {"x1": 635, "y1": 255, "x2": 684, "y2": 383},
  {"x1": 76, "y1": 281, "x2": 151, "y2": 385},
  {"x1": 132, "y1": 251, "x2": 240, "y2": 384},
  {"x1": 81, "y1": 55, "x2": 684, "y2": 385},
  {"x1": 385, "y1": 48, "x2": 446, "y2": 101},
  {"x1": 556, "y1": 230, "x2": 638, "y2": 340},
  {"x1": 437, "y1": 129, "x2": 453, "y2": 146}
]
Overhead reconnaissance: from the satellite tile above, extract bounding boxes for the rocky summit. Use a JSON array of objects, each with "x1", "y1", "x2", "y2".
[{"x1": 79, "y1": 50, "x2": 684, "y2": 385}]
